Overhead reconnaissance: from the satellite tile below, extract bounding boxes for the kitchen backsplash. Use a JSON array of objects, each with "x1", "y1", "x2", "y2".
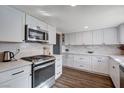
[
  {"x1": 63, "y1": 45, "x2": 121, "y2": 55},
  {"x1": 0, "y1": 42, "x2": 53, "y2": 59}
]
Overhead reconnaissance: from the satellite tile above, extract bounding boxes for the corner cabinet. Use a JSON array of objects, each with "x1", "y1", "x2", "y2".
[
  {"x1": 109, "y1": 58, "x2": 120, "y2": 88},
  {"x1": 0, "y1": 6, "x2": 25, "y2": 42},
  {"x1": 118, "y1": 23, "x2": 124, "y2": 44},
  {"x1": 48, "y1": 25, "x2": 56, "y2": 44}
]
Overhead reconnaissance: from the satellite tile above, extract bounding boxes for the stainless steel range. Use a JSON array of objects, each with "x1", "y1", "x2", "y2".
[{"x1": 21, "y1": 55, "x2": 56, "y2": 88}]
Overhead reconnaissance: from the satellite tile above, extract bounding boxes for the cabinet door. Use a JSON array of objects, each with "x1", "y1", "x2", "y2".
[
  {"x1": 48, "y1": 25, "x2": 56, "y2": 44},
  {"x1": 118, "y1": 23, "x2": 124, "y2": 44},
  {"x1": 63, "y1": 55, "x2": 74, "y2": 67},
  {"x1": 82, "y1": 31, "x2": 93, "y2": 45},
  {"x1": 55, "y1": 55, "x2": 62, "y2": 80},
  {"x1": 0, "y1": 74, "x2": 31, "y2": 88},
  {"x1": 65, "y1": 34, "x2": 70, "y2": 45},
  {"x1": 69, "y1": 33, "x2": 76, "y2": 45},
  {"x1": 26, "y1": 14, "x2": 39, "y2": 29},
  {"x1": 0, "y1": 6, "x2": 25, "y2": 42},
  {"x1": 93, "y1": 30, "x2": 103, "y2": 45},
  {"x1": 75, "y1": 32, "x2": 83, "y2": 45},
  {"x1": 92, "y1": 56, "x2": 109, "y2": 74},
  {"x1": 109, "y1": 59, "x2": 120, "y2": 88},
  {"x1": 66, "y1": 55, "x2": 74, "y2": 67},
  {"x1": 103, "y1": 28, "x2": 118, "y2": 44},
  {"x1": 26, "y1": 14, "x2": 47, "y2": 31}
]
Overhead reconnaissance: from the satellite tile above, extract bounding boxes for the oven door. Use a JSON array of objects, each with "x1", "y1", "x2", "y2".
[{"x1": 32, "y1": 61, "x2": 55, "y2": 88}]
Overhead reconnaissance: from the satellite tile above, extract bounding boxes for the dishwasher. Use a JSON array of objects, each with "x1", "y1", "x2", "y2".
[{"x1": 120, "y1": 65, "x2": 124, "y2": 88}]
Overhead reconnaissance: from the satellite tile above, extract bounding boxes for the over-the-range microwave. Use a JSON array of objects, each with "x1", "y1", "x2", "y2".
[{"x1": 25, "y1": 25, "x2": 49, "y2": 43}]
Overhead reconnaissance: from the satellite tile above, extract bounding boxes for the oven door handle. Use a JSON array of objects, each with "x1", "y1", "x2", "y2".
[{"x1": 34, "y1": 61, "x2": 55, "y2": 71}]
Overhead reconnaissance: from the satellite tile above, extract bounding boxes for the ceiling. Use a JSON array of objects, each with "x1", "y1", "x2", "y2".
[{"x1": 12, "y1": 5, "x2": 124, "y2": 33}]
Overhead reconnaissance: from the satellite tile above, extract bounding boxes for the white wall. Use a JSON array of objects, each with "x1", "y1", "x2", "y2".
[
  {"x1": 0, "y1": 42, "x2": 53, "y2": 59},
  {"x1": 63, "y1": 45, "x2": 121, "y2": 55}
]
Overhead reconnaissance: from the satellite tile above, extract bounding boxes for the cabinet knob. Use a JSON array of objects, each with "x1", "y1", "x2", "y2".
[{"x1": 112, "y1": 66, "x2": 115, "y2": 69}]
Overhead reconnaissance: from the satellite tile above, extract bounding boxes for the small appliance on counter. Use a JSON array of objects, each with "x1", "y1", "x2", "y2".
[
  {"x1": 43, "y1": 47, "x2": 51, "y2": 55},
  {"x1": 3, "y1": 51, "x2": 15, "y2": 62}
]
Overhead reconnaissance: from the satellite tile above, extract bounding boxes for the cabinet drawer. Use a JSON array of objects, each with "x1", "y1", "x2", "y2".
[
  {"x1": 76, "y1": 61, "x2": 90, "y2": 70},
  {"x1": 75, "y1": 55, "x2": 90, "y2": 62},
  {"x1": 92, "y1": 56, "x2": 108, "y2": 60},
  {"x1": 0, "y1": 65, "x2": 31, "y2": 83}
]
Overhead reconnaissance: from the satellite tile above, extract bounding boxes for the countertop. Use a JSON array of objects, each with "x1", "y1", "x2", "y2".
[
  {"x1": 0, "y1": 59, "x2": 32, "y2": 73},
  {"x1": 62, "y1": 52, "x2": 124, "y2": 66}
]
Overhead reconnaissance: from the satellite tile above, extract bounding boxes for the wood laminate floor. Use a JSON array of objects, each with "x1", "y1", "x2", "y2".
[{"x1": 53, "y1": 67, "x2": 114, "y2": 88}]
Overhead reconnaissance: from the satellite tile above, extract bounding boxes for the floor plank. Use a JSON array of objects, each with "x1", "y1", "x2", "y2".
[{"x1": 53, "y1": 67, "x2": 114, "y2": 88}]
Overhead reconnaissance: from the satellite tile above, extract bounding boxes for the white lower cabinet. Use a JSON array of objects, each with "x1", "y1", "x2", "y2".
[
  {"x1": 0, "y1": 65, "x2": 31, "y2": 88},
  {"x1": 63, "y1": 54, "x2": 109, "y2": 74},
  {"x1": 63, "y1": 54, "x2": 74, "y2": 67},
  {"x1": 55, "y1": 55, "x2": 62, "y2": 80},
  {"x1": 91, "y1": 56, "x2": 109, "y2": 74},
  {"x1": 62, "y1": 54, "x2": 121, "y2": 87},
  {"x1": 74, "y1": 55, "x2": 91, "y2": 71},
  {"x1": 0, "y1": 74, "x2": 31, "y2": 88},
  {"x1": 109, "y1": 58, "x2": 120, "y2": 88}
]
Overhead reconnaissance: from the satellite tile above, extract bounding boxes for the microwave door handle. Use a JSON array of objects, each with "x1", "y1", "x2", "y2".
[{"x1": 34, "y1": 61, "x2": 55, "y2": 71}]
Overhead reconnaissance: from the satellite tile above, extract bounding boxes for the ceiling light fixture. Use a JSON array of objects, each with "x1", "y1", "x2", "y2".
[
  {"x1": 84, "y1": 26, "x2": 89, "y2": 29},
  {"x1": 39, "y1": 10, "x2": 51, "y2": 16},
  {"x1": 70, "y1": 4, "x2": 77, "y2": 7}
]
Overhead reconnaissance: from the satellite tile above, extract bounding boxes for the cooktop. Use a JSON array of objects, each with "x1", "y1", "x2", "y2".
[{"x1": 21, "y1": 55, "x2": 55, "y2": 63}]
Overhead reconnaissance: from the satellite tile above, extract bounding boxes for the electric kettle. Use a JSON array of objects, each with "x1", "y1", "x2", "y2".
[{"x1": 3, "y1": 51, "x2": 14, "y2": 62}]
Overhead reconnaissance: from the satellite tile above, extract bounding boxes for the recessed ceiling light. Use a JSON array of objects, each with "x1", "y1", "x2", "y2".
[
  {"x1": 84, "y1": 26, "x2": 89, "y2": 29},
  {"x1": 39, "y1": 10, "x2": 51, "y2": 16},
  {"x1": 70, "y1": 4, "x2": 77, "y2": 7}
]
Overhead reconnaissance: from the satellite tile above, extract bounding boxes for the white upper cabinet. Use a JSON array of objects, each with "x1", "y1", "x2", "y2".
[
  {"x1": 65, "y1": 33, "x2": 70, "y2": 45},
  {"x1": 75, "y1": 32, "x2": 83, "y2": 45},
  {"x1": 48, "y1": 25, "x2": 56, "y2": 44},
  {"x1": 26, "y1": 14, "x2": 47, "y2": 31},
  {"x1": 0, "y1": 6, "x2": 25, "y2": 42},
  {"x1": 82, "y1": 31, "x2": 93, "y2": 45},
  {"x1": 26, "y1": 14, "x2": 56, "y2": 44},
  {"x1": 65, "y1": 32, "x2": 83, "y2": 45},
  {"x1": 103, "y1": 28, "x2": 118, "y2": 44},
  {"x1": 93, "y1": 30, "x2": 103, "y2": 45},
  {"x1": 69, "y1": 33, "x2": 76, "y2": 45},
  {"x1": 118, "y1": 23, "x2": 124, "y2": 44}
]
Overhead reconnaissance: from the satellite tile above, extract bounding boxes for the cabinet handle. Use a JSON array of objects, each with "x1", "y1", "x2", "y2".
[
  {"x1": 98, "y1": 60, "x2": 102, "y2": 62},
  {"x1": 80, "y1": 65, "x2": 84, "y2": 67},
  {"x1": 80, "y1": 58, "x2": 84, "y2": 60},
  {"x1": 12, "y1": 70, "x2": 24, "y2": 76}
]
